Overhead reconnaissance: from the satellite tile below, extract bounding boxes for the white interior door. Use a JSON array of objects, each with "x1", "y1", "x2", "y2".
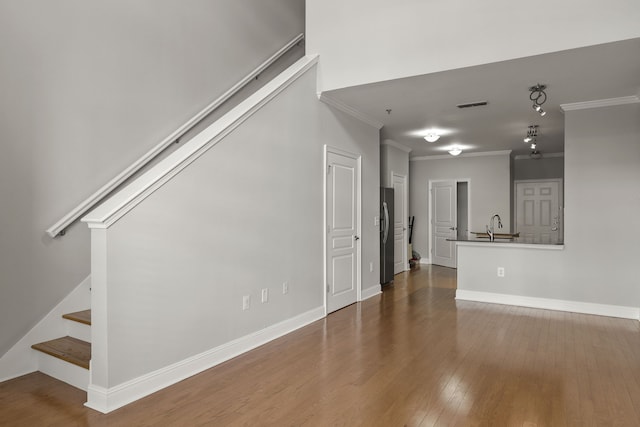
[
  {"x1": 392, "y1": 173, "x2": 407, "y2": 274},
  {"x1": 431, "y1": 180, "x2": 457, "y2": 268},
  {"x1": 326, "y1": 149, "x2": 360, "y2": 314},
  {"x1": 515, "y1": 180, "x2": 563, "y2": 244}
]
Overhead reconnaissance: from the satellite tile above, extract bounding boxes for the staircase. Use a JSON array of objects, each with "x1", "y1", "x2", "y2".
[{"x1": 31, "y1": 310, "x2": 91, "y2": 391}]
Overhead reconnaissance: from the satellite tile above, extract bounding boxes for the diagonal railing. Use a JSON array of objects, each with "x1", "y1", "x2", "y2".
[{"x1": 46, "y1": 33, "x2": 304, "y2": 238}]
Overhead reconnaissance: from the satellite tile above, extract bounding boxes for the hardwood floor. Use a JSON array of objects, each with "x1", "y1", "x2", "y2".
[{"x1": 2, "y1": 265, "x2": 640, "y2": 426}]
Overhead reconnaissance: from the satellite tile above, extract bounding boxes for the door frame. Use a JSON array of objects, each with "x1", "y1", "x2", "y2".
[
  {"x1": 513, "y1": 178, "x2": 563, "y2": 240},
  {"x1": 391, "y1": 171, "x2": 409, "y2": 272},
  {"x1": 323, "y1": 145, "x2": 362, "y2": 315},
  {"x1": 428, "y1": 179, "x2": 471, "y2": 266}
]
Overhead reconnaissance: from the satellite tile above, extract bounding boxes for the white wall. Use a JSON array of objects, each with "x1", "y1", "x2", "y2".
[
  {"x1": 92, "y1": 65, "x2": 379, "y2": 388},
  {"x1": 0, "y1": 0, "x2": 304, "y2": 358},
  {"x1": 458, "y1": 102, "x2": 640, "y2": 309},
  {"x1": 307, "y1": 0, "x2": 640, "y2": 91},
  {"x1": 380, "y1": 140, "x2": 410, "y2": 188},
  {"x1": 409, "y1": 153, "x2": 511, "y2": 259}
]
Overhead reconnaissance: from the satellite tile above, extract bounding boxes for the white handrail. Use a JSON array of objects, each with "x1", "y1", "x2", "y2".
[{"x1": 46, "y1": 33, "x2": 304, "y2": 238}]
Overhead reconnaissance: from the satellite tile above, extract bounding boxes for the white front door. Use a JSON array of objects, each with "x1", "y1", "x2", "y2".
[
  {"x1": 326, "y1": 149, "x2": 360, "y2": 314},
  {"x1": 392, "y1": 173, "x2": 407, "y2": 274},
  {"x1": 431, "y1": 180, "x2": 457, "y2": 268},
  {"x1": 515, "y1": 180, "x2": 563, "y2": 244}
]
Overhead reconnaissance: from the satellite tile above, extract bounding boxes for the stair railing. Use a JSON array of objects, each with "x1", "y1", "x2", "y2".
[{"x1": 46, "y1": 33, "x2": 304, "y2": 238}]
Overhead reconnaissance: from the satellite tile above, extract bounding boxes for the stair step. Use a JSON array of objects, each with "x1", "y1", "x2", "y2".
[
  {"x1": 62, "y1": 309, "x2": 91, "y2": 325},
  {"x1": 31, "y1": 336, "x2": 91, "y2": 369}
]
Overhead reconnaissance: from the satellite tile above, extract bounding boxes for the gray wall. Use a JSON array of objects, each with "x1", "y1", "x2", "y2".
[
  {"x1": 458, "y1": 102, "x2": 640, "y2": 308},
  {"x1": 0, "y1": 0, "x2": 305, "y2": 358},
  {"x1": 409, "y1": 153, "x2": 511, "y2": 259},
  {"x1": 96, "y1": 66, "x2": 380, "y2": 386},
  {"x1": 513, "y1": 156, "x2": 564, "y2": 181},
  {"x1": 562, "y1": 103, "x2": 639, "y2": 305},
  {"x1": 380, "y1": 141, "x2": 409, "y2": 187}
]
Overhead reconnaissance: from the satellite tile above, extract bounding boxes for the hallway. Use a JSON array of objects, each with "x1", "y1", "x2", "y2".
[{"x1": 2, "y1": 265, "x2": 640, "y2": 426}]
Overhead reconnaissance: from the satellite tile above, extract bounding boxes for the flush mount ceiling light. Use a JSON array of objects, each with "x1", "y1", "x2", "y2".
[
  {"x1": 448, "y1": 146, "x2": 462, "y2": 156},
  {"x1": 524, "y1": 125, "x2": 538, "y2": 143},
  {"x1": 423, "y1": 132, "x2": 440, "y2": 143},
  {"x1": 529, "y1": 84, "x2": 547, "y2": 117}
]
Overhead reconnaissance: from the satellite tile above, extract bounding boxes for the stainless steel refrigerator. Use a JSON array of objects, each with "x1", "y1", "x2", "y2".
[{"x1": 380, "y1": 187, "x2": 394, "y2": 285}]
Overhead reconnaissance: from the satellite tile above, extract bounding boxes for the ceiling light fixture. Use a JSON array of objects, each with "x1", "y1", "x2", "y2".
[
  {"x1": 448, "y1": 146, "x2": 462, "y2": 156},
  {"x1": 523, "y1": 125, "x2": 538, "y2": 143},
  {"x1": 529, "y1": 84, "x2": 547, "y2": 117},
  {"x1": 530, "y1": 150, "x2": 542, "y2": 160},
  {"x1": 424, "y1": 132, "x2": 440, "y2": 143},
  {"x1": 530, "y1": 142, "x2": 537, "y2": 150}
]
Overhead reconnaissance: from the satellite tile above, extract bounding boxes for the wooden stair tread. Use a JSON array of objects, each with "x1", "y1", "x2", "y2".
[
  {"x1": 62, "y1": 309, "x2": 91, "y2": 325},
  {"x1": 31, "y1": 336, "x2": 91, "y2": 369}
]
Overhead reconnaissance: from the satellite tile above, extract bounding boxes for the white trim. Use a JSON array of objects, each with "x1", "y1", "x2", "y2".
[
  {"x1": 360, "y1": 285, "x2": 382, "y2": 301},
  {"x1": 85, "y1": 306, "x2": 325, "y2": 414},
  {"x1": 411, "y1": 150, "x2": 511, "y2": 161},
  {"x1": 514, "y1": 152, "x2": 564, "y2": 160},
  {"x1": 46, "y1": 34, "x2": 305, "y2": 238},
  {"x1": 0, "y1": 276, "x2": 91, "y2": 383},
  {"x1": 317, "y1": 93, "x2": 384, "y2": 129},
  {"x1": 82, "y1": 55, "x2": 318, "y2": 229},
  {"x1": 456, "y1": 290, "x2": 640, "y2": 320},
  {"x1": 419, "y1": 257, "x2": 431, "y2": 265},
  {"x1": 560, "y1": 95, "x2": 640, "y2": 112},
  {"x1": 381, "y1": 139, "x2": 412, "y2": 153}
]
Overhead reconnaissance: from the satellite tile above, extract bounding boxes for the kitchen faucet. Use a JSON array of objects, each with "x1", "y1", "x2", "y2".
[{"x1": 486, "y1": 214, "x2": 503, "y2": 242}]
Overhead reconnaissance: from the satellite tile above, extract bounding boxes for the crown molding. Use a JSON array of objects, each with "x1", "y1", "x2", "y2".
[
  {"x1": 410, "y1": 150, "x2": 511, "y2": 161},
  {"x1": 381, "y1": 139, "x2": 412, "y2": 153},
  {"x1": 514, "y1": 152, "x2": 564, "y2": 160},
  {"x1": 560, "y1": 95, "x2": 639, "y2": 112},
  {"x1": 317, "y1": 93, "x2": 384, "y2": 129}
]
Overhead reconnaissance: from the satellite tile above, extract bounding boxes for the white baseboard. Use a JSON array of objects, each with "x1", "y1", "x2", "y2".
[
  {"x1": 0, "y1": 276, "x2": 91, "y2": 383},
  {"x1": 419, "y1": 257, "x2": 431, "y2": 265},
  {"x1": 361, "y1": 285, "x2": 382, "y2": 301},
  {"x1": 456, "y1": 290, "x2": 640, "y2": 320},
  {"x1": 85, "y1": 306, "x2": 325, "y2": 414}
]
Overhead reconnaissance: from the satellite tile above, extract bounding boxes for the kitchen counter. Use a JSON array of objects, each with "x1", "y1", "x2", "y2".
[{"x1": 448, "y1": 237, "x2": 564, "y2": 250}]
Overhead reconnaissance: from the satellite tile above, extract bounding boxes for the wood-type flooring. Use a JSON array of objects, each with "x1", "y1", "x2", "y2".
[{"x1": 2, "y1": 265, "x2": 640, "y2": 426}]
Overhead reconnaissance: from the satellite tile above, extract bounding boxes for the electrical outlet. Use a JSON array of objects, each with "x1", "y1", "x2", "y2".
[
  {"x1": 261, "y1": 288, "x2": 269, "y2": 303},
  {"x1": 369, "y1": 262, "x2": 373, "y2": 272},
  {"x1": 374, "y1": 216, "x2": 380, "y2": 226},
  {"x1": 242, "y1": 295, "x2": 251, "y2": 311},
  {"x1": 497, "y1": 267, "x2": 505, "y2": 277},
  {"x1": 282, "y1": 282, "x2": 289, "y2": 294}
]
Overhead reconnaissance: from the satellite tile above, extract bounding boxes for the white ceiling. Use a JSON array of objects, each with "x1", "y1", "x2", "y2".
[{"x1": 324, "y1": 38, "x2": 640, "y2": 158}]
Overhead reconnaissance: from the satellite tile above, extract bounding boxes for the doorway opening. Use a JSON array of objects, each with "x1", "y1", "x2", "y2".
[{"x1": 429, "y1": 179, "x2": 470, "y2": 268}]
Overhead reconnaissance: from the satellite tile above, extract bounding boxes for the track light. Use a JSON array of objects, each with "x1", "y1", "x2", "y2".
[
  {"x1": 533, "y1": 104, "x2": 546, "y2": 116},
  {"x1": 529, "y1": 84, "x2": 547, "y2": 117},
  {"x1": 524, "y1": 125, "x2": 538, "y2": 143},
  {"x1": 530, "y1": 142, "x2": 537, "y2": 150}
]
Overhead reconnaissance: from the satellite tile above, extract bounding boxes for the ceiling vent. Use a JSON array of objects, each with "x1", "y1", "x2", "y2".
[{"x1": 456, "y1": 101, "x2": 488, "y2": 109}]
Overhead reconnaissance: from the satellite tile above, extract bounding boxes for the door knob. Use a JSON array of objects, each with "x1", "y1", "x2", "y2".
[
  {"x1": 354, "y1": 235, "x2": 360, "y2": 241},
  {"x1": 449, "y1": 227, "x2": 457, "y2": 230}
]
